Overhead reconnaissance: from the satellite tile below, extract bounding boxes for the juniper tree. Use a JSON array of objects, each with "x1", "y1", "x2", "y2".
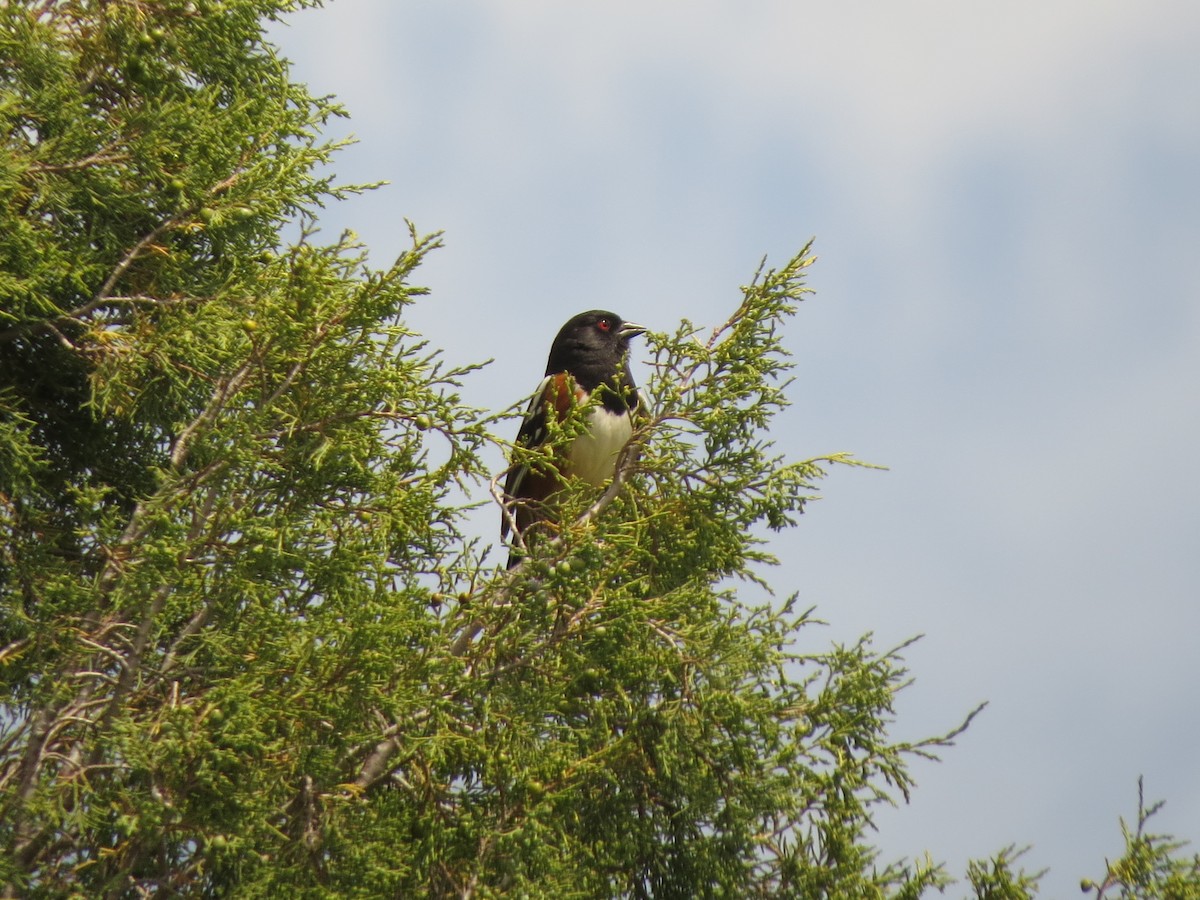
[{"x1": 1, "y1": 1, "x2": 1197, "y2": 898}]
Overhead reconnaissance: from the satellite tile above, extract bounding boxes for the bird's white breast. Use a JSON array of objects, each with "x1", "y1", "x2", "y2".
[{"x1": 568, "y1": 407, "x2": 634, "y2": 486}]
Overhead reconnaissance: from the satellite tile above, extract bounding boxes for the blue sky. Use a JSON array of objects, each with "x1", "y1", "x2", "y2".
[{"x1": 272, "y1": 1, "x2": 1200, "y2": 892}]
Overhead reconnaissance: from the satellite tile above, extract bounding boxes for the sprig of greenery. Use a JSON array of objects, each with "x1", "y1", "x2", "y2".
[{"x1": 1081, "y1": 778, "x2": 1200, "y2": 900}]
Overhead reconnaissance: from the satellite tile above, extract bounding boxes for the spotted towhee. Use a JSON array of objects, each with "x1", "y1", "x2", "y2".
[{"x1": 501, "y1": 310, "x2": 646, "y2": 567}]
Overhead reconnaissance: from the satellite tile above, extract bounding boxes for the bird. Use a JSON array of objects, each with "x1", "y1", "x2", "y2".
[{"x1": 501, "y1": 310, "x2": 646, "y2": 567}]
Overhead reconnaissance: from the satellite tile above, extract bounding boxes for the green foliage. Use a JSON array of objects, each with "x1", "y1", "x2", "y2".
[
  {"x1": 964, "y1": 846, "x2": 1042, "y2": 900},
  {"x1": 1080, "y1": 779, "x2": 1200, "y2": 900},
  {"x1": 0, "y1": 1, "x2": 1195, "y2": 898}
]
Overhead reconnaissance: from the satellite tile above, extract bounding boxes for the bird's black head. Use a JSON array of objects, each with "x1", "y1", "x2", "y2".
[{"x1": 545, "y1": 311, "x2": 645, "y2": 387}]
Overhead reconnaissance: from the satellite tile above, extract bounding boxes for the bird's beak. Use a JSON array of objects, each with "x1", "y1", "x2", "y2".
[{"x1": 618, "y1": 322, "x2": 647, "y2": 340}]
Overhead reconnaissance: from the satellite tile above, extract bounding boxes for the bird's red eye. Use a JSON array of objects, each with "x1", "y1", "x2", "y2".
[{"x1": 596, "y1": 318, "x2": 611, "y2": 331}]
